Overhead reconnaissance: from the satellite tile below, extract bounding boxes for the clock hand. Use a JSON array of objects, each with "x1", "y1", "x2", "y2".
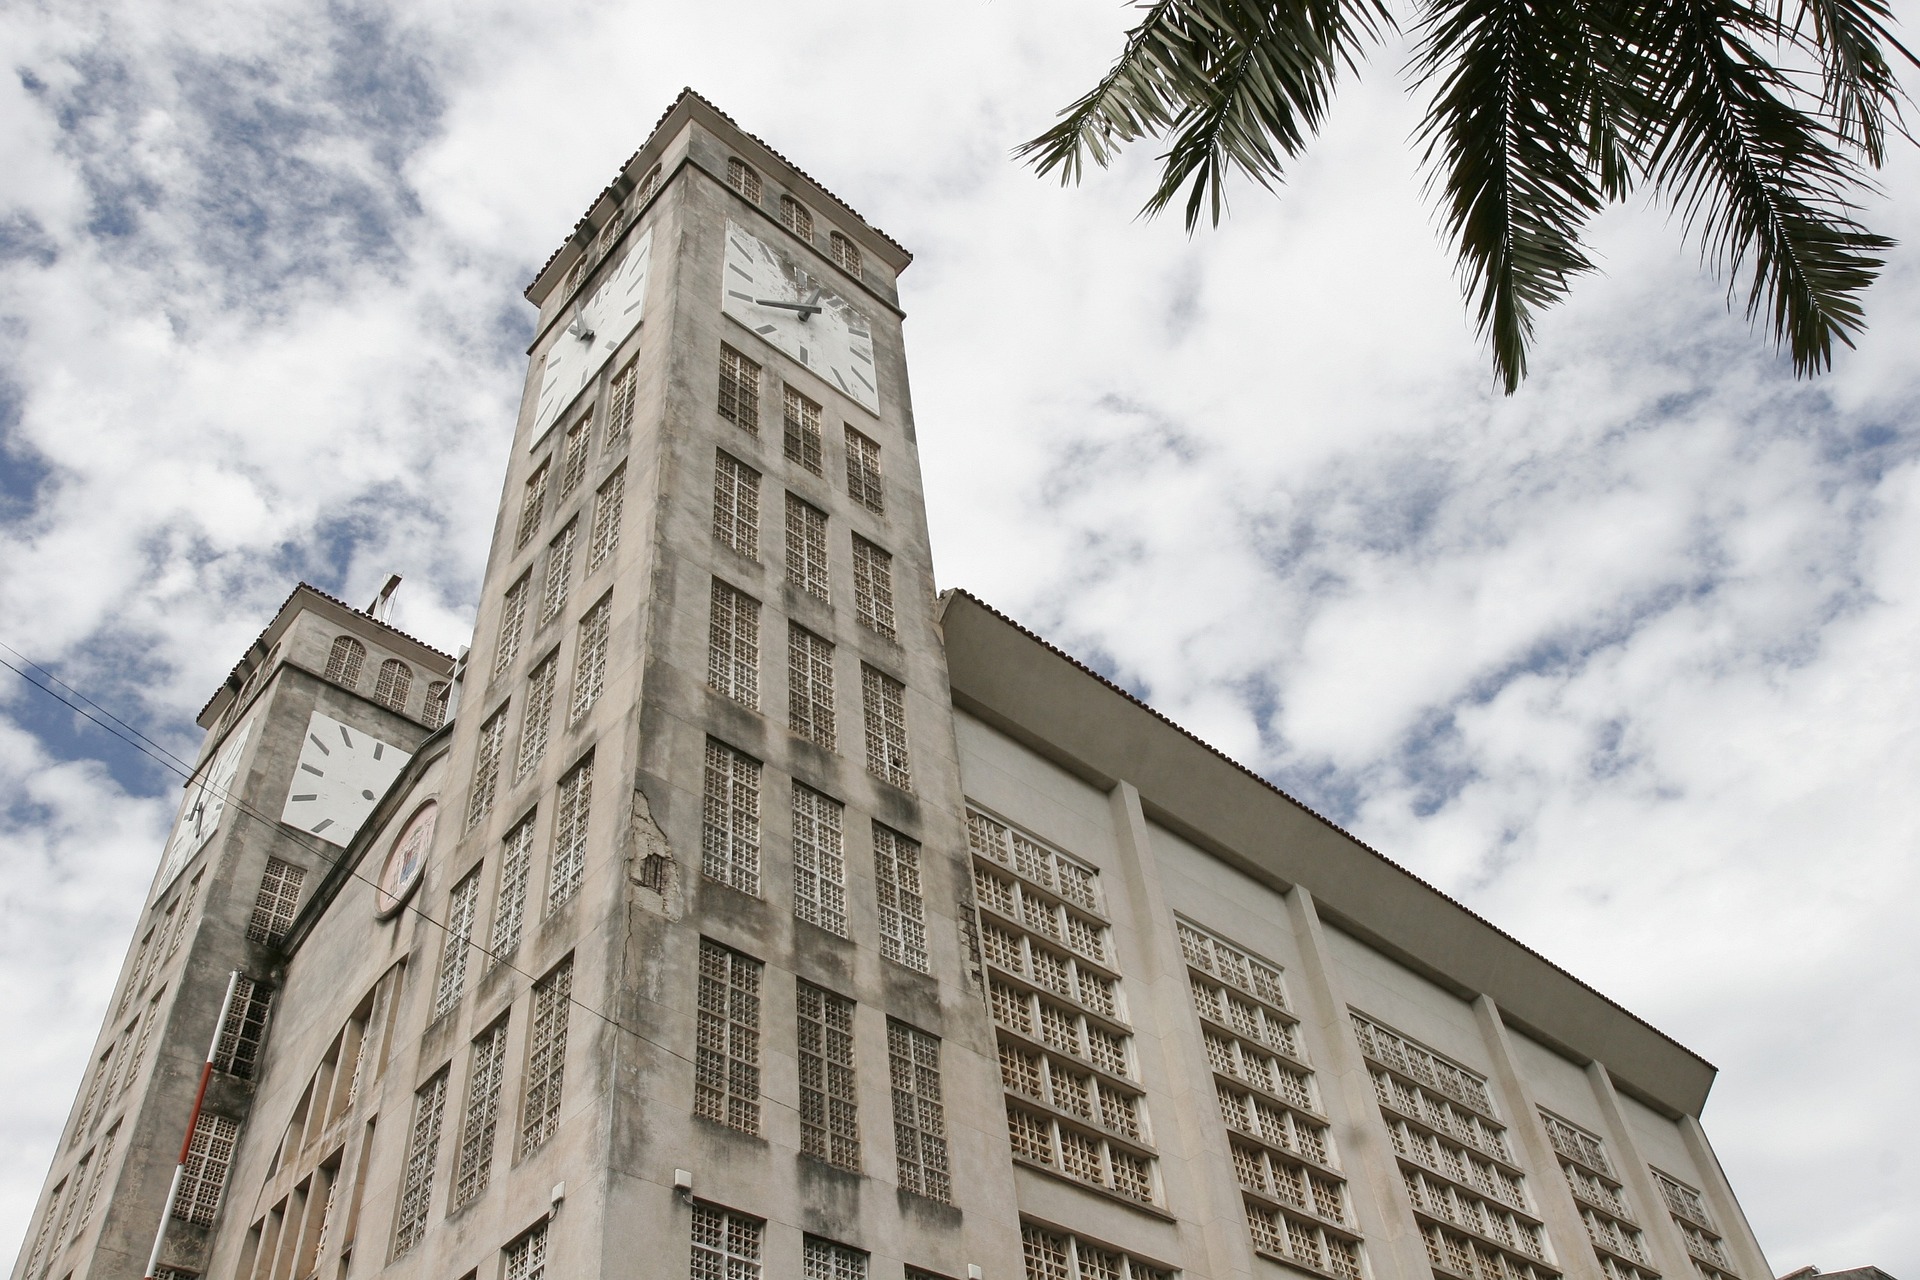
[
  {"x1": 753, "y1": 298, "x2": 823, "y2": 320},
  {"x1": 567, "y1": 315, "x2": 595, "y2": 341}
]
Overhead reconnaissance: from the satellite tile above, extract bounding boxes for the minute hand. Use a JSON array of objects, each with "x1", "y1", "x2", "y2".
[{"x1": 753, "y1": 298, "x2": 823, "y2": 319}]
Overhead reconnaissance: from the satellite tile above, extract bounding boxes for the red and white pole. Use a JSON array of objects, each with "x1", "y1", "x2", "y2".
[{"x1": 143, "y1": 970, "x2": 240, "y2": 1280}]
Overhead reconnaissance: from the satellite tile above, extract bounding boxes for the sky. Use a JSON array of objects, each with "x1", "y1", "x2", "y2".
[{"x1": 2, "y1": 0, "x2": 1916, "y2": 1271}]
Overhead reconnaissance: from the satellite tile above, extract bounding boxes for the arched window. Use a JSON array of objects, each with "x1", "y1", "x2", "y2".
[
  {"x1": 325, "y1": 636, "x2": 366, "y2": 688},
  {"x1": 726, "y1": 157, "x2": 762, "y2": 203},
  {"x1": 635, "y1": 163, "x2": 663, "y2": 206},
  {"x1": 829, "y1": 231, "x2": 862, "y2": 278},
  {"x1": 423, "y1": 682, "x2": 451, "y2": 730},
  {"x1": 780, "y1": 195, "x2": 813, "y2": 242},
  {"x1": 374, "y1": 659, "x2": 413, "y2": 711}
]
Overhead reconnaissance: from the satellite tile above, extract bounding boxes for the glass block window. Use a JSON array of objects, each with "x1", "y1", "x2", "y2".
[
  {"x1": 726, "y1": 157, "x2": 762, "y2": 203},
  {"x1": 707, "y1": 578, "x2": 760, "y2": 708},
  {"x1": 538, "y1": 519, "x2": 578, "y2": 625},
  {"x1": 860, "y1": 664, "x2": 911, "y2": 789},
  {"x1": 246, "y1": 858, "x2": 306, "y2": 944},
  {"x1": 606, "y1": 357, "x2": 638, "y2": 449},
  {"x1": 433, "y1": 870, "x2": 482, "y2": 1017},
  {"x1": 691, "y1": 1204, "x2": 761, "y2": 1280},
  {"x1": 695, "y1": 939, "x2": 762, "y2": 1133},
  {"x1": 719, "y1": 346, "x2": 760, "y2": 432},
  {"x1": 325, "y1": 636, "x2": 366, "y2": 687},
  {"x1": 452, "y1": 1019, "x2": 509, "y2": 1208},
  {"x1": 423, "y1": 681, "x2": 450, "y2": 729},
  {"x1": 516, "y1": 654, "x2": 558, "y2": 782},
  {"x1": 521, "y1": 957, "x2": 574, "y2": 1152},
  {"x1": 785, "y1": 493, "x2": 830, "y2": 600},
  {"x1": 212, "y1": 977, "x2": 272, "y2": 1078},
  {"x1": 829, "y1": 231, "x2": 862, "y2": 277},
  {"x1": 468, "y1": 707, "x2": 509, "y2": 829},
  {"x1": 391, "y1": 1072, "x2": 447, "y2": 1254},
  {"x1": 792, "y1": 784, "x2": 848, "y2": 936},
  {"x1": 797, "y1": 980, "x2": 860, "y2": 1170},
  {"x1": 713, "y1": 451, "x2": 761, "y2": 558},
  {"x1": 515, "y1": 461, "x2": 550, "y2": 551},
  {"x1": 701, "y1": 739, "x2": 761, "y2": 895},
  {"x1": 845, "y1": 427, "x2": 884, "y2": 513},
  {"x1": 495, "y1": 573, "x2": 531, "y2": 676},
  {"x1": 374, "y1": 659, "x2": 412, "y2": 711},
  {"x1": 547, "y1": 755, "x2": 593, "y2": 910},
  {"x1": 558, "y1": 412, "x2": 593, "y2": 497},
  {"x1": 787, "y1": 624, "x2": 835, "y2": 750},
  {"x1": 784, "y1": 386, "x2": 823, "y2": 475},
  {"x1": 506, "y1": 1221, "x2": 548, "y2": 1280},
  {"x1": 873, "y1": 823, "x2": 929, "y2": 971},
  {"x1": 588, "y1": 464, "x2": 626, "y2": 571},
  {"x1": 887, "y1": 1020, "x2": 950, "y2": 1202},
  {"x1": 491, "y1": 813, "x2": 535, "y2": 958},
  {"x1": 1020, "y1": 1225, "x2": 1170, "y2": 1280},
  {"x1": 805, "y1": 1237, "x2": 867, "y2": 1280},
  {"x1": 851, "y1": 536, "x2": 896, "y2": 640},
  {"x1": 781, "y1": 194, "x2": 814, "y2": 241},
  {"x1": 570, "y1": 593, "x2": 613, "y2": 723}
]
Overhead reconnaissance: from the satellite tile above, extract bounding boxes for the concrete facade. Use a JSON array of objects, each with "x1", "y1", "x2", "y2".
[{"x1": 14, "y1": 90, "x2": 1772, "y2": 1280}]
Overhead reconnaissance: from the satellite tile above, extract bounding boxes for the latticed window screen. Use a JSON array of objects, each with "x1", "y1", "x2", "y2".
[
  {"x1": 797, "y1": 981, "x2": 860, "y2": 1170},
  {"x1": 691, "y1": 1204, "x2": 762, "y2": 1280},
  {"x1": 785, "y1": 493, "x2": 831, "y2": 600},
  {"x1": 588, "y1": 465, "x2": 626, "y2": 570},
  {"x1": 246, "y1": 858, "x2": 306, "y2": 944},
  {"x1": 887, "y1": 1020, "x2": 950, "y2": 1202},
  {"x1": 172, "y1": 1113, "x2": 239, "y2": 1225},
  {"x1": 538, "y1": 519, "x2": 578, "y2": 625},
  {"x1": 784, "y1": 387, "x2": 823, "y2": 474},
  {"x1": 635, "y1": 163, "x2": 663, "y2": 205},
  {"x1": 391, "y1": 1071, "x2": 447, "y2": 1255},
  {"x1": 1003, "y1": 1103, "x2": 1156, "y2": 1203},
  {"x1": 1540, "y1": 1109, "x2": 1653, "y2": 1277},
  {"x1": 787, "y1": 623, "x2": 835, "y2": 749},
  {"x1": 606, "y1": 357, "x2": 638, "y2": 449},
  {"x1": 467, "y1": 707, "x2": 509, "y2": 829},
  {"x1": 719, "y1": 346, "x2": 760, "y2": 431},
  {"x1": 495, "y1": 573, "x2": 531, "y2": 676},
  {"x1": 845, "y1": 427, "x2": 884, "y2": 514},
  {"x1": 521, "y1": 957, "x2": 574, "y2": 1152},
  {"x1": 829, "y1": 231, "x2": 862, "y2": 277},
  {"x1": 861, "y1": 665, "x2": 911, "y2": 789},
  {"x1": 433, "y1": 871, "x2": 482, "y2": 1017},
  {"x1": 423, "y1": 681, "x2": 451, "y2": 729},
  {"x1": 559, "y1": 413, "x2": 593, "y2": 497},
  {"x1": 56, "y1": 1154, "x2": 89, "y2": 1242},
  {"x1": 726, "y1": 157, "x2": 762, "y2": 202},
  {"x1": 873, "y1": 824, "x2": 929, "y2": 972},
  {"x1": 490, "y1": 814, "x2": 536, "y2": 958},
  {"x1": 122, "y1": 989, "x2": 165, "y2": 1096},
  {"x1": 570, "y1": 594, "x2": 613, "y2": 722},
  {"x1": 213, "y1": 977, "x2": 274, "y2": 1078},
  {"x1": 1654, "y1": 1170, "x2": 1737, "y2": 1278},
  {"x1": 1020, "y1": 1225, "x2": 1170, "y2": 1280},
  {"x1": 707, "y1": 579, "x2": 760, "y2": 708},
  {"x1": 804, "y1": 1237, "x2": 868, "y2": 1280},
  {"x1": 547, "y1": 755, "x2": 594, "y2": 910},
  {"x1": 119, "y1": 927, "x2": 156, "y2": 1017},
  {"x1": 505, "y1": 1221, "x2": 548, "y2": 1280},
  {"x1": 76, "y1": 1043, "x2": 112, "y2": 1136},
  {"x1": 164, "y1": 872, "x2": 201, "y2": 963},
  {"x1": 713, "y1": 451, "x2": 761, "y2": 558},
  {"x1": 515, "y1": 461, "x2": 550, "y2": 551},
  {"x1": 516, "y1": 655, "x2": 558, "y2": 782},
  {"x1": 325, "y1": 636, "x2": 366, "y2": 687},
  {"x1": 23, "y1": 1177, "x2": 62, "y2": 1275},
  {"x1": 695, "y1": 939, "x2": 762, "y2": 1133},
  {"x1": 792, "y1": 785, "x2": 848, "y2": 936},
  {"x1": 1350, "y1": 1012, "x2": 1497, "y2": 1116},
  {"x1": 452, "y1": 1020, "x2": 508, "y2": 1208},
  {"x1": 701, "y1": 740, "x2": 760, "y2": 895},
  {"x1": 852, "y1": 537, "x2": 896, "y2": 640},
  {"x1": 781, "y1": 194, "x2": 814, "y2": 241},
  {"x1": 74, "y1": 1123, "x2": 117, "y2": 1231},
  {"x1": 373, "y1": 659, "x2": 412, "y2": 711}
]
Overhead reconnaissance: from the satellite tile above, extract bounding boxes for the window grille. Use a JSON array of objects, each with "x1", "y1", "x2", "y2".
[
  {"x1": 695, "y1": 939, "x2": 762, "y2": 1133},
  {"x1": 829, "y1": 231, "x2": 862, "y2": 277},
  {"x1": 797, "y1": 981, "x2": 860, "y2": 1170},
  {"x1": 860, "y1": 665, "x2": 911, "y2": 789},
  {"x1": 787, "y1": 624, "x2": 835, "y2": 750},
  {"x1": 423, "y1": 681, "x2": 450, "y2": 729},
  {"x1": 505, "y1": 1221, "x2": 548, "y2": 1280},
  {"x1": 701, "y1": 740, "x2": 760, "y2": 895},
  {"x1": 690, "y1": 1204, "x2": 762, "y2": 1280},
  {"x1": 174, "y1": 1113, "x2": 240, "y2": 1225},
  {"x1": 391, "y1": 1072, "x2": 447, "y2": 1255},
  {"x1": 434, "y1": 871, "x2": 482, "y2": 1017},
  {"x1": 588, "y1": 465, "x2": 626, "y2": 570},
  {"x1": 1020, "y1": 1225, "x2": 1170, "y2": 1280},
  {"x1": 495, "y1": 574, "x2": 531, "y2": 676},
  {"x1": 490, "y1": 814, "x2": 535, "y2": 958},
  {"x1": 1350, "y1": 1012, "x2": 1496, "y2": 1117},
  {"x1": 1654, "y1": 1170, "x2": 1736, "y2": 1277},
  {"x1": 712, "y1": 451, "x2": 761, "y2": 558},
  {"x1": 785, "y1": 493, "x2": 830, "y2": 600},
  {"x1": 873, "y1": 823, "x2": 929, "y2": 971},
  {"x1": 726, "y1": 157, "x2": 762, "y2": 202},
  {"x1": 805, "y1": 1237, "x2": 867, "y2": 1280},
  {"x1": 548, "y1": 756, "x2": 593, "y2": 911},
  {"x1": 1384, "y1": 1119, "x2": 1527, "y2": 1211},
  {"x1": 606, "y1": 357, "x2": 638, "y2": 450},
  {"x1": 1004, "y1": 1102, "x2": 1156, "y2": 1202},
  {"x1": 784, "y1": 387, "x2": 823, "y2": 475},
  {"x1": 845, "y1": 427, "x2": 884, "y2": 513},
  {"x1": 707, "y1": 579, "x2": 760, "y2": 708},
  {"x1": 1176, "y1": 920, "x2": 1291, "y2": 1010},
  {"x1": 369, "y1": 658, "x2": 412, "y2": 712},
  {"x1": 887, "y1": 1020, "x2": 950, "y2": 1202},
  {"x1": 851, "y1": 537, "x2": 896, "y2": 640},
  {"x1": 246, "y1": 858, "x2": 306, "y2": 944},
  {"x1": 792, "y1": 785, "x2": 847, "y2": 936},
  {"x1": 74, "y1": 1123, "x2": 117, "y2": 1233},
  {"x1": 121, "y1": 989, "x2": 165, "y2": 1096},
  {"x1": 1402, "y1": 1169, "x2": 1549, "y2": 1263},
  {"x1": 467, "y1": 707, "x2": 509, "y2": 829},
  {"x1": 452, "y1": 1020, "x2": 509, "y2": 1207},
  {"x1": 538, "y1": 519, "x2": 578, "y2": 625},
  {"x1": 325, "y1": 636, "x2": 366, "y2": 688},
  {"x1": 781, "y1": 194, "x2": 815, "y2": 241},
  {"x1": 968, "y1": 811, "x2": 1105, "y2": 913},
  {"x1": 515, "y1": 461, "x2": 551, "y2": 551},
  {"x1": 1538, "y1": 1110, "x2": 1652, "y2": 1275},
  {"x1": 1246, "y1": 1200, "x2": 1362, "y2": 1278},
  {"x1": 516, "y1": 655, "x2": 558, "y2": 782},
  {"x1": 718, "y1": 346, "x2": 760, "y2": 431},
  {"x1": 522, "y1": 957, "x2": 574, "y2": 1152},
  {"x1": 559, "y1": 412, "x2": 593, "y2": 497},
  {"x1": 1541, "y1": 1111, "x2": 1612, "y2": 1175},
  {"x1": 213, "y1": 977, "x2": 273, "y2": 1078},
  {"x1": 570, "y1": 594, "x2": 613, "y2": 722}
]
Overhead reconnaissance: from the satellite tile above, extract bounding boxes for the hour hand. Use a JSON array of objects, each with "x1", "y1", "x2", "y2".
[{"x1": 753, "y1": 297, "x2": 822, "y2": 321}]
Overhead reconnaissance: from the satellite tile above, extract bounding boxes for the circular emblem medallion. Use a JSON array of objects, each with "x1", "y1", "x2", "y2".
[{"x1": 375, "y1": 800, "x2": 438, "y2": 918}]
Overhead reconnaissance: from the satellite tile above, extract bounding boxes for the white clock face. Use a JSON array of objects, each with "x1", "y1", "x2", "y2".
[
  {"x1": 721, "y1": 222, "x2": 879, "y2": 412},
  {"x1": 534, "y1": 227, "x2": 654, "y2": 438},
  {"x1": 159, "y1": 717, "x2": 253, "y2": 887},
  {"x1": 280, "y1": 711, "x2": 412, "y2": 847}
]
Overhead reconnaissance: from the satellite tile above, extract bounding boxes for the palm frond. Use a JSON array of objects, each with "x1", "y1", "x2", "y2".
[
  {"x1": 1786, "y1": 0, "x2": 1912, "y2": 165},
  {"x1": 1016, "y1": 0, "x2": 1189, "y2": 185}
]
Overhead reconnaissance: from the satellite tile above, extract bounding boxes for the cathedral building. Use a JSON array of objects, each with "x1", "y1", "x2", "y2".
[{"x1": 11, "y1": 90, "x2": 1774, "y2": 1280}]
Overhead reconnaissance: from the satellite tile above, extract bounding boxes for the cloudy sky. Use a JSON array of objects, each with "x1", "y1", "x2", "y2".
[{"x1": 3, "y1": 0, "x2": 1916, "y2": 1270}]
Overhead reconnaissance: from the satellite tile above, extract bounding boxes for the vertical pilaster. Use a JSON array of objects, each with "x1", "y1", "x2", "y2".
[
  {"x1": 1582, "y1": 1060, "x2": 1696, "y2": 1280},
  {"x1": 1678, "y1": 1115, "x2": 1773, "y2": 1280}
]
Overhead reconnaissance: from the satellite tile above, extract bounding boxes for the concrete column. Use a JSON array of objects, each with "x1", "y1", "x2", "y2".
[
  {"x1": 1582, "y1": 1060, "x2": 1696, "y2": 1280},
  {"x1": 1678, "y1": 1114, "x2": 1774, "y2": 1280}
]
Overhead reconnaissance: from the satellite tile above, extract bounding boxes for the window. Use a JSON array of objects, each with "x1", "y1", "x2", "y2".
[
  {"x1": 76, "y1": 1044, "x2": 112, "y2": 1137},
  {"x1": 845, "y1": 427, "x2": 883, "y2": 513},
  {"x1": 163, "y1": 872, "x2": 201, "y2": 963},
  {"x1": 1021, "y1": 1226, "x2": 1172, "y2": 1280},
  {"x1": 434, "y1": 871, "x2": 482, "y2": 1017},
  {"x1": 570, "y1": 594, "x2": 613, "y2": 722},
  {"x1": 505, "y1": 1221, "x2": 549, "y2": 1280},
  {"x1": 74, "y1": 1123, "x2": 117, "y2": 1232},
  {"x1": 874, "y1": 824, "x2": 929, "y2": 972},
  {"x1": 719, "y1": 346, "x2": 760, "y2": 431},
  {"x1": 635, "y1": 163, "x2": 663, "y2": 205},
  {"x1": 521, "y1": 957, "x2": 574, "y2": 1153},
  {"x1": 588, "y1": 465, "x2": 626, "y2": 570},
  {"x1": 887, "y1": 1020, "x2": 950, "y2": 1202},
  {"x1": 797, "y1": 982, "x2": 860, "y2": 1170},
  {"x1": 495, "y1": 573, "x2": 531, "y2": 676},
  {"x1": 452, "y1": 1022, "x2": 508, "y2": 1209},
  {"x1": 515, "y1": 461, "x2": 550, "y2": 551},
  {"x1": 1004, "y1": 1102, "x2": 1156, "y2": 1203},
  {"x1": 695, "y1": 939, "x2": 762, "y2": 1133},
  {"x1": 726, "y1": 157, "x2": 762, "y2": 203},
  {"x1": 707, "y1": 579, "x2": 760, "y2": 708},
  {"x1": 170, "y1": 1111, "x2": 240, "y2": 1226},
  {"x1": 701, "y1": 740, "x2": 760, "y2": 895},
  {"x1": 785, "y1": 493, "x2": 830, "y2": 600},
  {"x1": 490, "y1": 814, "x2": 535, "y2": 958},
  {"x1": 516, "y1": 655, "x2": 558, "y2": 782},
  {"x1": 606, "y1": 357, "x2": 638, "y2": 450},
  {"x1": 851, "y1": 536, "x2": 896, "y2": 640},
  {"x1": 792, "y1": 785, "x2": 847, "y2": 936},
  {"x1": 23, "y1": 1179, "x2": 61, "y2": 1276},
  {"x1": 119, "y1": 927, "x2": 156, "y2": 1016},
  {"x1": 122, "y1": 988, "x2": 165, "y2": 1094},
  {"x1": 1349, "y1": 1012, "x2": 1496, "y2": 1116},
  {"x1": 781, "y1": 194, "x2": 814, "y2": 241},
  {"x1": 247, "y1": 858, "x2": 306, "y2": 944},
  {"x1": 860, "y1": 665, "x2": 911, "y2": 789},
  {"x1": 1247, "y1": 1201, "x2": 1362, "y2": 1278},
  {"x1": 548, "y1": 755, "x2": 593, "y2": 911},
  {"x1": 805, "y1": 1237, "x2": 867, "y2": 1280},
  {"x1": 713, "y1": 451, "x2": 760, "y2": 557},
  {"x1": 691, "y1": 1204, "x2": 761, "y2": 1280},
  {"x1": 391, "y1": 1072, "x2": 447, "y2": 1255},
  {"x1": 423, "y1": 681, "x2": 451, "y2": 729},
  {"x1": 213, "y1": 976, "x2": 273, "y2": 1078},
  {"x1": 324, "y1": 636, "x2": 366, "y2": 688},
  {"x1": 539, "y1": 519, "x2": 579, "y2": 625},
  {"x1": 829, "y1": 231, "x2": 862, "y2": 277},
  {"x1": 787, "y1": 624, "x2": 835, "y2": 750},
  {"x1": 374, "y1": 659, "x2": 412, "y2": 711},
  {"x1": 784, "y1": 386, "x2": 823, "y2": 474},
  {"x1": 467, "y1": 707, "x2": 509, "y2": 828},
  {"x1": 1654, "y1": 1170, "x2": 1738, "y2": 1278},
  {"x1": 558, "y1": 412, "x2": 593, "y2": 497}
]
